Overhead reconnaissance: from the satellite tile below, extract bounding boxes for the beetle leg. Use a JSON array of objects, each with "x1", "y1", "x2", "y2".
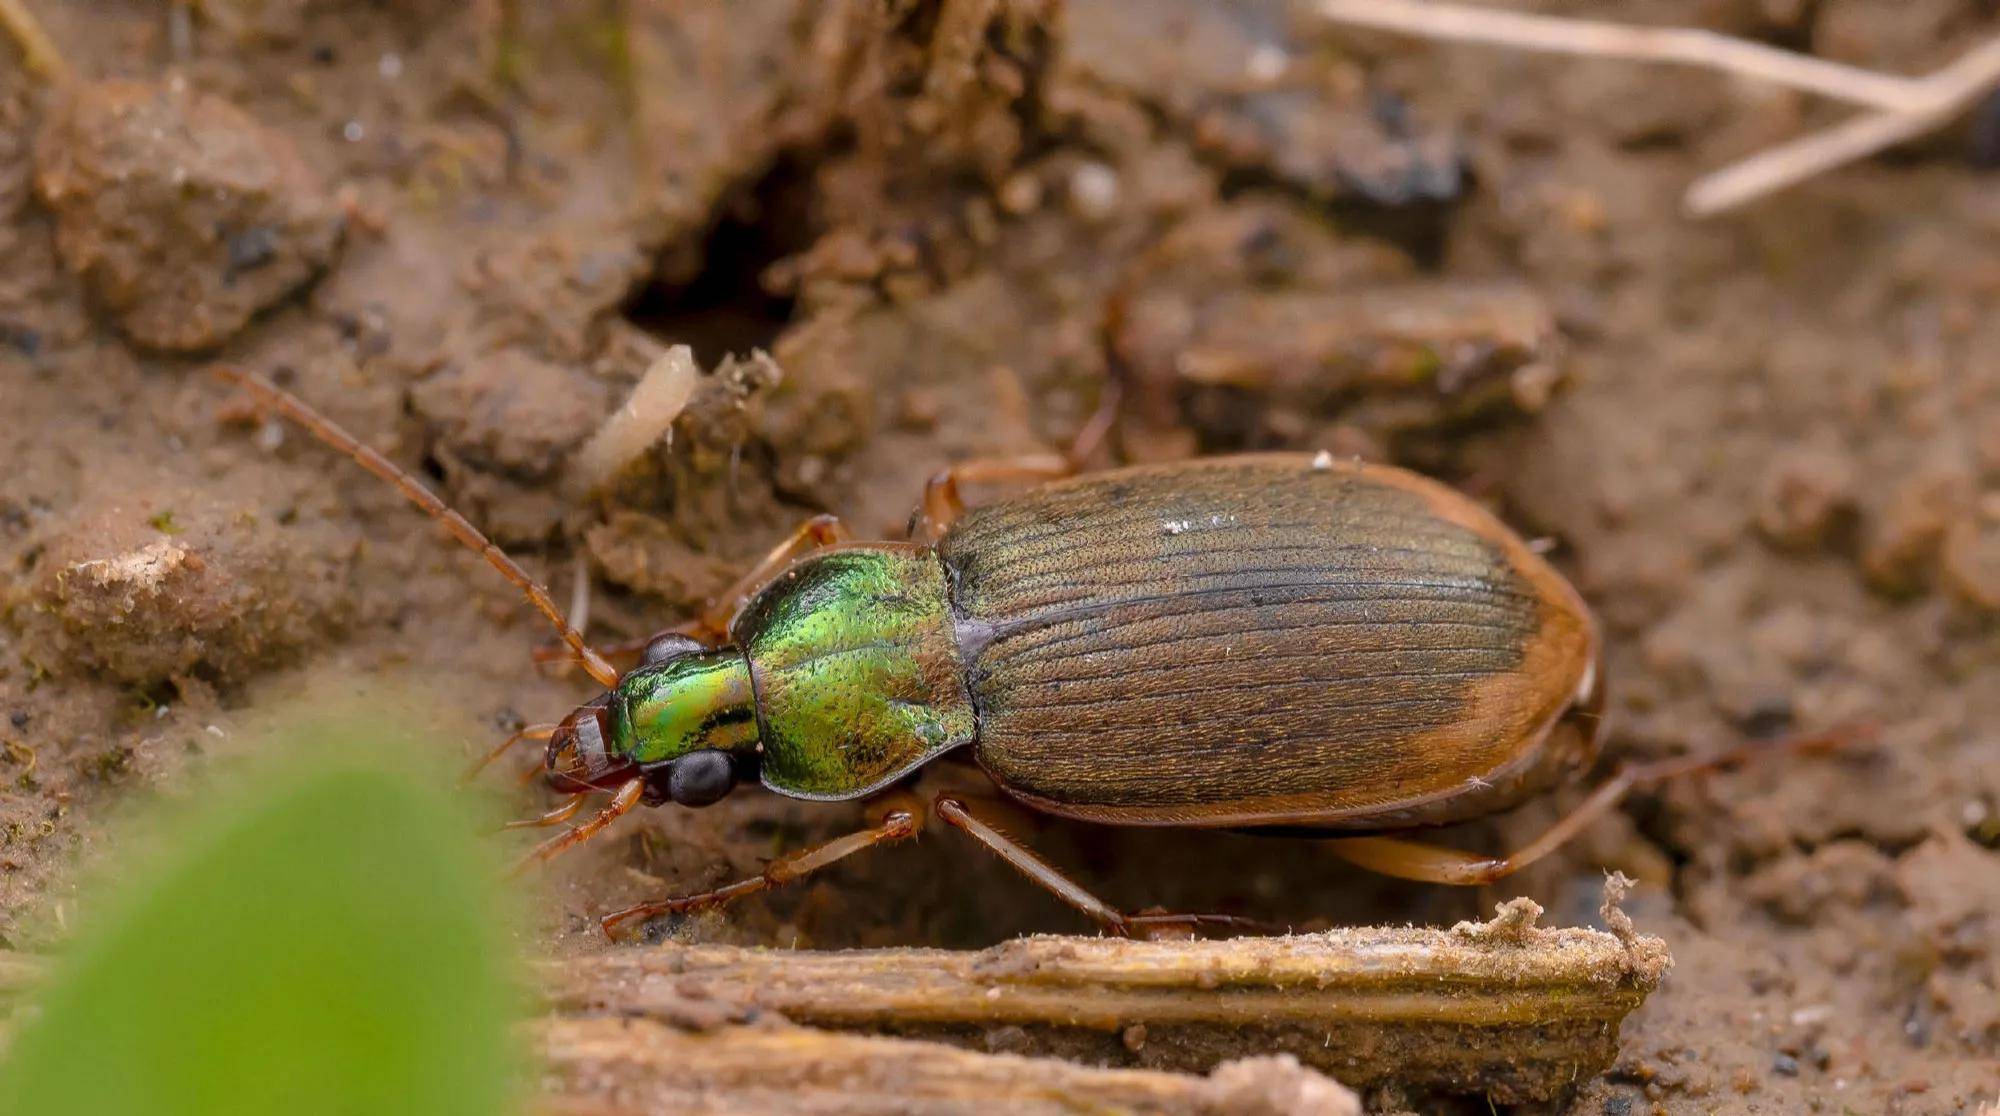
[
  {"x1": 531, "y1": 514, "x2": 848, "y2": 668},
  {"x1": 911, "y1": 383, "x2": 1123, "y2": 542},
  {"x1": 914, "y1": 455, "x2": 1073, "y2": 542},
  {"x1": 512, "y1": 777, "x2": 646, "y2": 873},
  {"x1": 1326, "y1": 729, "x2": 1853, "y2": 886},
  {"x1": 933, "y1": 798, "x2": 1269, "y2": 939},
  {"x1": 598, "y1": 797, "x2": 923, "y2": 938},
  {"x1": 691, "y1": 513, "x2": 850, "y2": 637}
]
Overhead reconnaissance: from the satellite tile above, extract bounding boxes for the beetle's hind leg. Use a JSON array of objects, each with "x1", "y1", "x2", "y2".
[
  {"x1": 598, "y1": 794, "x2": 922, "y2": 939},
  {"x1": 1325, "y1": 727, "x2": 1853, "y2": 886},
  {"x1": 933, "y1": 798, "x2": 1272, "y2": 939}
]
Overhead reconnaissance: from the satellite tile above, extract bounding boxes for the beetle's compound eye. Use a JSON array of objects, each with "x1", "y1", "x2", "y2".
[
  {"x1": 642, "y1": 633, "x2": 708, "y2": 667},
  {"x1": 667, "y1": 749, "x2": 736, "y2": 807}
]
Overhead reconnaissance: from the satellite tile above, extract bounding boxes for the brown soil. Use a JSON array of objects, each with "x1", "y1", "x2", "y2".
[{"x1": 2, "y1": 1, "x2": 1997, "y2": 1111}]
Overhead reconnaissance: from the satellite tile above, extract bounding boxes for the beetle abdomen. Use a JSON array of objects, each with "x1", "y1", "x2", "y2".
[{"x1": 940, "y1": 454, "x2": 1598, "y2": 828}]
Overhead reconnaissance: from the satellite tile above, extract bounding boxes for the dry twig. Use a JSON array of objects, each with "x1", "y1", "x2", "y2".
[
  {"x1": 544, "y1": 902, "x2": 1669, "y2": 1104},
  {"x1": 0, "y1": 0, "x2": 68, "y2": 83},
  {"x1": 1319, "y1": 0, "x2": 1919, "y2": 110},
  {"x1": 1687, "y1": 37, "x2": 2000, "y2": 215},
  {"x1": 1318, "y1": 0, "x2": 2000, "y2": 215},
  {"x1": 536, "y1": 1018, "x2": 1362, "y2": 1115}
]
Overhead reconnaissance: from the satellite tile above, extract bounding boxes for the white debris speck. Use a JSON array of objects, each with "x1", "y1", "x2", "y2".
[
  {"x1": 1068, "y1": 162, "x2": 1119, "y2": 221},
  {"x1": 1162, "y1": 520, "x2": 1190, "y2": 536},
  {"x1": 255, "y1": 416, "x2": 286, "y2": 451},
  {"x1": 1311, "y1": 450, "x2": 1335, "y2": 470},
  {"x1": 377, "y1": 52, "x2": 403, "y2": 79},
  {"x1": 1245, "y1": 44, "x2": 1289, "y2": 83},
  {"x1": 1790, "y1": 1004, "x2": 1832, "y2": 1027},
  {"x1": 205, "y1": 725, "x2": 227, "y2": 738},
  {"x1": 342, "y1": 119, "x2": 366, "y2": 143},
  {"x1": 70, "y1": 538, "x2": 191, "y2": 591},
  {"x1": 566, "y1": 344, "x2": 700, "y2": 495}
]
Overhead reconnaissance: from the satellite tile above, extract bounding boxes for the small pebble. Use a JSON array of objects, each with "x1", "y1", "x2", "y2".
[
  {"x1": 1067, "y1": 162, "x2": 1119, "y2": 221},
  {"x1": 1245, "y1": 44, "x2": 1289, "y2": 84}
]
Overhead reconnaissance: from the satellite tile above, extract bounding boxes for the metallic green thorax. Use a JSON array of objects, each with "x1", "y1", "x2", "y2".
[
  {"x1": 616, "y1": 650, "x2": 760, "y2": 765},
  {"x1": 731, "y1": 546, "x2": 976, "y2": 800}
]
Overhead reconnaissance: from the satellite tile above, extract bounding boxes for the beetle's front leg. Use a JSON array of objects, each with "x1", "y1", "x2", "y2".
[
  {"x1": 598, "y1": 792, "x2": 923, "y2": 938},
  {"x1": 533, "y1": 514, "x2": 850, "y2": 668},
  {"x1": 932, "y1": 798, "x2": 1271, "y2": 939}
]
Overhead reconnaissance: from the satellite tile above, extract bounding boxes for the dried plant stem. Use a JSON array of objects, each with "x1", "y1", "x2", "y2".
[
  {"x1": 1318, "y1": 0, "x2": 2000, "y2": 216},
  {"x1": 1687, "y1": 36, "x2": 2000, "y2": 215},
  {"x1": 0, "y1": 0, "x2": 68, "y2": 84},
  {"x1": 544, "y1": 901, "x2": 1670, "y2": 1103},
  {"x1": 1318, "y1": 0, "x2": 1920, "y2": 111},
  {"x1": 536, "y1": 1016, "x2": 1362, "y2": 1115}
]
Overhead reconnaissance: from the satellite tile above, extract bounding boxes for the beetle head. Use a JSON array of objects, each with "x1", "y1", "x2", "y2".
[{"x1": 545, "y1": 635, "x2": 761, "y2": 807}]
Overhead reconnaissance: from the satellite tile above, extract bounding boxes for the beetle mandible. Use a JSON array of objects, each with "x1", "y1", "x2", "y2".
[{"x1": 218, "y1": 365, "x2": 1772, "y2": 939}]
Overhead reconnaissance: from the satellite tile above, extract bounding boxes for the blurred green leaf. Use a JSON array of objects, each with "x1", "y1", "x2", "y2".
[{"x1": 0, "y1": 722, "x2": 524, "y2": 1116}]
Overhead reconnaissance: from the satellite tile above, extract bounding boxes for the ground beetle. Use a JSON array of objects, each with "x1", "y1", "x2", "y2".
[{"x1": 218, "y1": 365, "x2": 1794, "y2": 939}]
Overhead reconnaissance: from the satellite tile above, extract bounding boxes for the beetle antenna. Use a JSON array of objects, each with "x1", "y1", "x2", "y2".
[{"x1": 211, "y1": 364, "x2": 621, "y2": 689}]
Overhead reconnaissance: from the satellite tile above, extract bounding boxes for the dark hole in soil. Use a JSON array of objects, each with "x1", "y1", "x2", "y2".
[{"x1": 623, "y1": 157, "x2": 820, "y2": 366}]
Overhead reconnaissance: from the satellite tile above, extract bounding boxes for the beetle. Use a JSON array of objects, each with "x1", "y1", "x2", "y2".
[{"x1": 215, "y1": 364, "x2": 1786, "y2": 938}]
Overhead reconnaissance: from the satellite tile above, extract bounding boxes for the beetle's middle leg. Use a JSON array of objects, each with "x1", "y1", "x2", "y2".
[
  {"x1": 932, "y1": 797, "x2": 1270, "y2": 939},
  {"x1": 1324, "y1": 728, "x2": 1851, "y2": 886},
  {"x1": 597, "y1": 792, "x2": 923, "y2": 938}
]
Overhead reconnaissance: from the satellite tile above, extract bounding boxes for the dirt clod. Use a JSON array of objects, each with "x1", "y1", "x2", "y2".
[
  {"x1": 1755, "y1": 447, "x2": 1858, "y2": 552},
  {"x1": 33, "y1": 80, "x2": 344, "y2": 352},
  {"x1": 411, "y1": 350, "x2": 607, "y2": 483},
  {"x1": 11, "y1": 481, "x2": 351, "y2": 686}
]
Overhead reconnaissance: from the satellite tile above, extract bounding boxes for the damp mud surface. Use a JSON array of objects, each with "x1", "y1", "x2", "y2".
[{"x1": 2, "y1": 1, "x2": 1998, "y2": 1111}]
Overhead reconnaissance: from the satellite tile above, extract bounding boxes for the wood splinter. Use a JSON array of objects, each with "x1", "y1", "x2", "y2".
[{"x1": 543, "y1": 888, "x2": 1670, "y2": 1105}]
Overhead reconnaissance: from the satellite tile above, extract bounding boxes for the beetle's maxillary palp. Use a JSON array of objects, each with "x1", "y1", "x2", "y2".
[
  {"x1": 502, "y1": 795, "x2": 585, "y2": 830},
  {"x1": 464, "y1": 722, "x2": 557, "y2": 783}
]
